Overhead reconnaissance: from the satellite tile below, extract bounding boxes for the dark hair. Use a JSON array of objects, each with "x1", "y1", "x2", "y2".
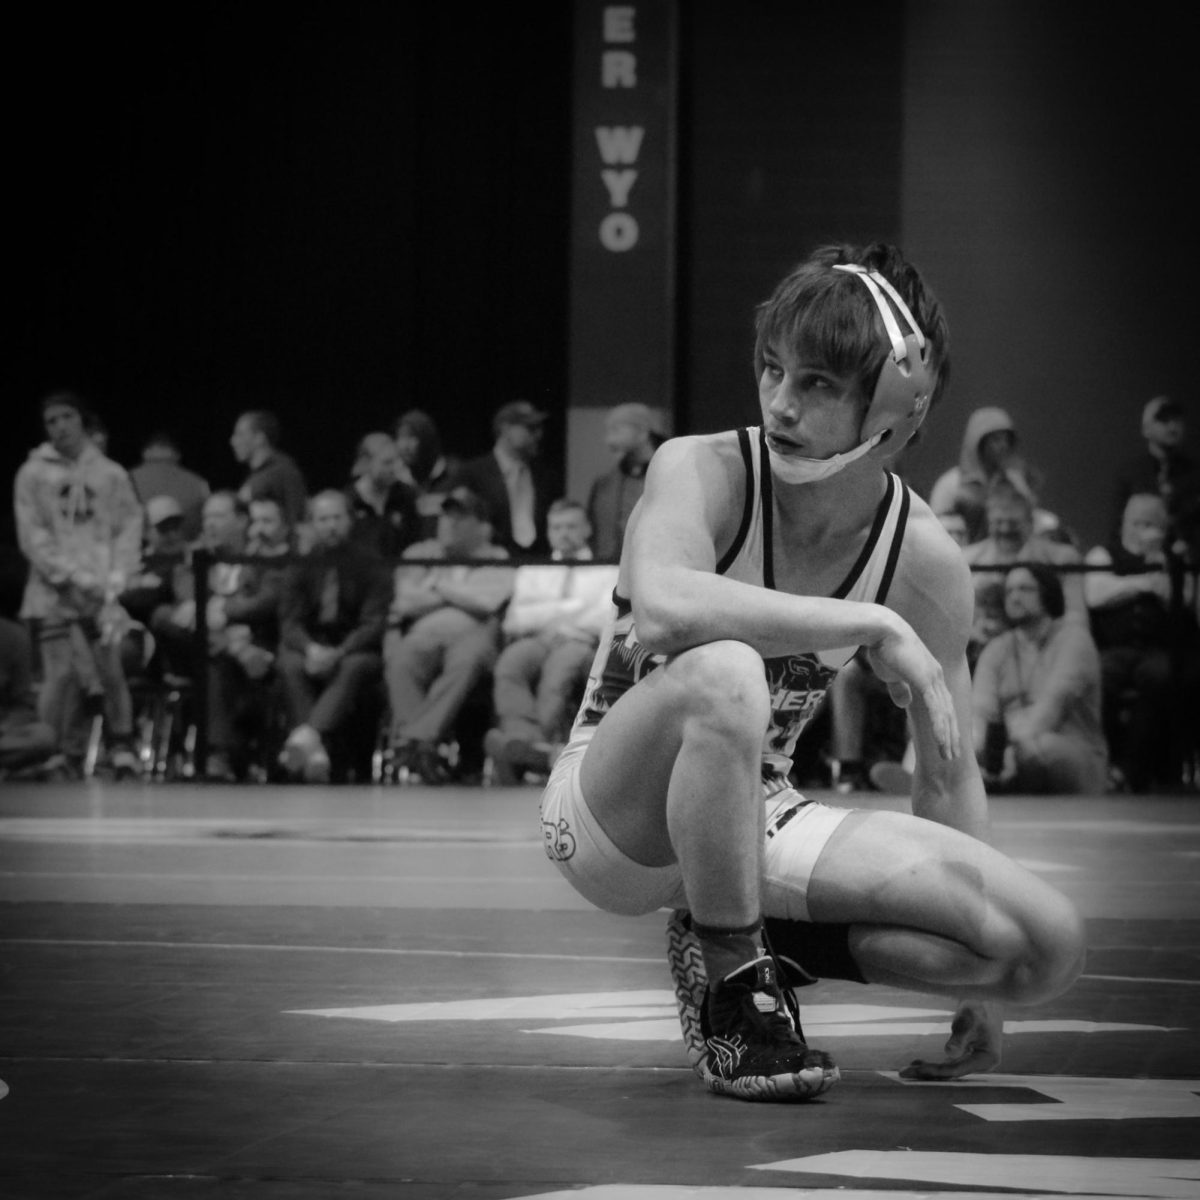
[
  {"x1": 393, "y1": 409, "x2": 444, "y2": 485},
  {"x1": 39, "y1": 390, "x2": 87, "y2": 420},
  {"x1": 1008, "y1": 561, "x2": 1065, "y2": 619},
  {"x1": 242, "y1": 410, "x2": 281, "y2": 447},
  {"x1": 753, "y1": 242, "x2": 950, "y2": 413},
  {"x1": 143, "y1": 429, "x2": 180, "y2": 453}
]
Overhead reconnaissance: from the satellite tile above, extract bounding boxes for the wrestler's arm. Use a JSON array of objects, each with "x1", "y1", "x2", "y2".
[{"x1": 628, "y1": 439, "x2": 960, "y2": 758}]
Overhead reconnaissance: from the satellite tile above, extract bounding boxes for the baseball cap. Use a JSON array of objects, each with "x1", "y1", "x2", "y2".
[
  {"x1": 440, "y1": 486, "x2": 491, "y2": 522},
  {"x1": 494, "y1": 400, "x2": 548, "y2": 428},
  {"x1": 145, "y1": 495, "x2": 185, "y2": 528}
]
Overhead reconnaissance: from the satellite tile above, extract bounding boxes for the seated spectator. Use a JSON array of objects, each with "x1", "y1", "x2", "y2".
[
  {"x1": 962, "y1": 478, "x2": 1086, "y2": 620},
  {"x1": 586, "y1": 403, "x2": 666, "y2": 562},
  {"x1": 383, "y1": 486, "x2": 514, "y2": 784},
  {"x1": 937, "y1": 506, "x2": 972, "y2": 549},
  {"x1": 485, "y1": 498, "x2": 618, "y2": 784},
  {"x1": 1085, "y1": 492, "x2": 1200, "y2": 792},
  {"x1": 128, "y1": 429, "x2": 211, "y2": 542},
  {"x1": 928, "y1": 406, "x2": 1054, "y2": 543},
  {"x1": 973, "y1": 563, "x2": 1108, "y2": 794},
  {"x1": 345, "y1": 432, "x2": 422, "y2": 560},
  {"x1": 1111, "y1": 396, "x2": 1200, "y2": 567},
  {"x1": 203, "y1": 496, "x2": 293, "y2": 781},
  {"x1": 0, "y1": 550, "x2": 59, "y2": 779},
  {"x1": 15, "y1": 391, "x2": 142, "y2": 776},
  {"x1": 230, "y1": 409, "x2": 309, "y2": 530},
  {"x1": 142, "y1": 491, "x2": 251, "y2": 682},
  {"x1": 119, "y1": 494, "x2": 195, "y2": 679},
  {"x1": 277, "y1": 491, "x2": 389, "y2": 782},
  {"x1": 393, "y1": 409, "x2": 460, "y2": 539}
]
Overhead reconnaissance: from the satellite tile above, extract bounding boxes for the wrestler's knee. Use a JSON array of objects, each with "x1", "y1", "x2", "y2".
[
  {"x1": 1002, "y1": 888, "x2": 1086, "y2": 1005},
  {"x1": 671, "y1": 640, "x2": 770, "y2": 739}
]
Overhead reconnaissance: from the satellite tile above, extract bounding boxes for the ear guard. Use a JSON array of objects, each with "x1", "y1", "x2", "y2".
[{"x1": 832, "y1": 263, "x2": 934, "y2": 455}]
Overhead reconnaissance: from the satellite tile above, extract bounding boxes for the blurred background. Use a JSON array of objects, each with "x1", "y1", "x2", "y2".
[{"x1": 6, "y1": 0, "x2": 1192, "y2": 552}]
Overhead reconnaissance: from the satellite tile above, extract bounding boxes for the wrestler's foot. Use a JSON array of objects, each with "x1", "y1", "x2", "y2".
[{"x1": 665, "y1": 910, "x2": 838, "y2": 1102}]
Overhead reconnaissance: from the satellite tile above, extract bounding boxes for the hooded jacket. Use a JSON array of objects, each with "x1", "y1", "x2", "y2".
[
  {"x1": 14, "y1": 440, "x2": 143, "y2": 621},
  {"x1": 928, "y1": 407, "x2": 1042, "y2": 540}
]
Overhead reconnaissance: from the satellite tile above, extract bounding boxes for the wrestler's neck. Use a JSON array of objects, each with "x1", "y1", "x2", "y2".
[{"x1": 771, "y1": 457, "x2": 890, "y2": 537}]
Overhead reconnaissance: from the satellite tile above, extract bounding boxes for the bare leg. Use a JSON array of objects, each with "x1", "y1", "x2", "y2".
[
  {"x1": 579, "y1": 639, "x2": 770, "y2": 930},
  {"x1": 770, "y1": 808, "x2": 1085, "y2": 1005}
]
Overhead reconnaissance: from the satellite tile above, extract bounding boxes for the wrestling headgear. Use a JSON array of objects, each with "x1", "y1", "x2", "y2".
[{"x1": 767, "y1": 263, "x2": 934, "y2": 486}]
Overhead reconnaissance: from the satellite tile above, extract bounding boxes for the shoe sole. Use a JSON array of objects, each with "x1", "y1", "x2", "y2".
[{"x1": 665, "y1": 909, "x2": 840, "y2": 1102}]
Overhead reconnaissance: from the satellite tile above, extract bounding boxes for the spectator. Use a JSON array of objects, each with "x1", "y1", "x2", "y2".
[
  {"x1": 246, "y1": 494, "x2": 295, "y2": 556},
  {"x1": 143, "y1": 490, "x2": 250, "y2": 682},
  {"x1": 937, "y1": 506, "x2": 972, "y2": 549},
  {"x1": 0, "y1": 549, "x2": 59, "y2": 779},
  {"x1": 277, "y1": 491, "x2": 389, "y2": 782},
  {"x1": 230, "y1": 410, "x2": 309, "y2": 529},
  {"x1": 972, "y1": 563, "x2": 1108, "y2": 794},
  {"x1": 128, "y1": 430, "x2": 211, "y2": 542},
  {"x1": 962, "y1": 478, "x2": 1086, "y2": 620},
  {"x1": 586, "y1": 403, "x2": 666, "y2": 562},
  {"x1": 485, "y1": 498, "x2": 618, "y2": 784},
  {"x1": 383, "y1": 486, "x2": 514, "y2": 784},
  {"x1": 1111, "y1": 396, "x2": 1200, "y2": 566},
  {"x1": 14, "y1": 391, "x2": 142, "y2": 776},
  {"x1": 118, "y1": 494, "x2": 194, "y2": 679},
  {"x1": 345, "y1": 432, "x2": 422, "y2": 560},
  {"x1": 928, "y1": 406, "x2": 1052, "y2": 544},
  {"x1": 1085, "y1": 491, "x2": 1200, "y2": 792},
  {"x1": 450, "y1": 400, "x2": 558, "y2": 557},
  {"x1": 393, "y1": 409, "x2": 459, "y2": 538},
  {"x1": 204, "y1": 497, "x2": 293, "y2": 781}
]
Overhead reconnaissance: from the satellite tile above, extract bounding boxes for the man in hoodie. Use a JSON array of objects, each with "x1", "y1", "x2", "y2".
[
  {"x1": 14, "y1": 392, "x2": 143, "y2": 775},
  {"x1": 927, "y1": 406, "x2": 1052, "y2": 544}
]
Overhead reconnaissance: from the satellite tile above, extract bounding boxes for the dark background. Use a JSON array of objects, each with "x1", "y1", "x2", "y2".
[{"x1": 7, "y1": 2, "x2": 1194, "y2": 551}]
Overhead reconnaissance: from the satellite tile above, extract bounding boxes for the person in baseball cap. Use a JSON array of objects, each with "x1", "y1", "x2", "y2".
[{"x1": 492, "y1": 399, "x2": 549, "y2": 435}]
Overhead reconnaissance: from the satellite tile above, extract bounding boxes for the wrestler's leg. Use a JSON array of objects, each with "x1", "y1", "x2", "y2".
[
  {"x1": 580, "y1": 639, "x2": 770, "y2": 929},
  {"x1": 784, "y1": 809, "x2": 1085, "y2": 1005}
]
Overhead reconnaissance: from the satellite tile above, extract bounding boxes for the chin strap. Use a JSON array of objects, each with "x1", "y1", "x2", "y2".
[{"x1": 767, "y1": 433, "x2": 885, "y2": 485}]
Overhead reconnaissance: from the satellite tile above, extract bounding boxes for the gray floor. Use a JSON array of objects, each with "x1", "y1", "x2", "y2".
[{"x1": 0, "y1": 780, "x2": 1197, "y2": 1199}]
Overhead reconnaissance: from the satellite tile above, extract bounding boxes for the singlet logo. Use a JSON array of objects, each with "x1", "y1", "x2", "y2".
[
  {"x1": 762, "y1": 654, "x2": 838, "y2": 758},
  {"x1": 542, "y1": 817, "x2": 576, "y2": 862}
]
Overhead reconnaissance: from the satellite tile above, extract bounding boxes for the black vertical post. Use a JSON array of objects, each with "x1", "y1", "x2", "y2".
[{"x1": 192, "y1": 548, "x2": 211, "y2": 778}]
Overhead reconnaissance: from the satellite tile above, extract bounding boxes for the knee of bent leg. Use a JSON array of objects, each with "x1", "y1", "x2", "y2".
[
  {"x1": 1003, "y1": 889, "x2": 1087, "y2": 1005},
  {"x1": 671, "y1": 640, "x2": 770, "y2": 740}
]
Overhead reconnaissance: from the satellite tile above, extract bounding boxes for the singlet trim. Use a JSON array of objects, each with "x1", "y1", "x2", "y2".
[
  {"x1": 832, "y1": 472, "x2": 897, "y2": 600},
  {"x1": 875, "y1": 482, "x2": 911, "y2": 605},
  {"x1": 715, "y1": 428, "x2": 756, "y2": 575}
]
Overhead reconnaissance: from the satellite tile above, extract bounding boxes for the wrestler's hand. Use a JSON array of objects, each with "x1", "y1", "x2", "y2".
[
  {"x1": 866, "y1": 619, "x2": 959, "y2": 760},
  {"x1": 900, "y1": 1000, "x2": 1002, "y2": 1080}
]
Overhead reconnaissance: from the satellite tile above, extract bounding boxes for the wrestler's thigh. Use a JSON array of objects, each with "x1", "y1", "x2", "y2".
[
  {"x1": 804, "y1": 808, "x2": 1061, "y2": 947},
  {"x1": 577, "y1": 640, "x2": 765, "y2": 866}
]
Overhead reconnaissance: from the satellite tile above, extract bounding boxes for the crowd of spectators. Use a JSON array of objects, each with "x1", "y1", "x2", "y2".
[{"x1": 3, "y1": 389, "x2": 1198, "y2": 795}]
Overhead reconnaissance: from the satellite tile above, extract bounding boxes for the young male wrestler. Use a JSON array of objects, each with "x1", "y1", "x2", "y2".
[{"x1": 539, "y1": 243, "x2": 1085, "y2": 1101}]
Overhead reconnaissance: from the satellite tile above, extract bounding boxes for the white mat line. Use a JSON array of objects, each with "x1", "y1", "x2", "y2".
[{"x1": 0, "y1": 937, "x2": 663, "y2": 964}]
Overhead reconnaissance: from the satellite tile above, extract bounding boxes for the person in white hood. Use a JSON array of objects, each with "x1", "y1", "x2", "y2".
[
  {"x1": 13, "y1": 391, "x2": 143, "y2": 775},
  {"x1": 928, "y1": 406, "x2": 1051, "y2": 543}
]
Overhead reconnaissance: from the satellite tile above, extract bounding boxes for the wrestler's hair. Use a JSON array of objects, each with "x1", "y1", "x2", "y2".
[
  {"x1": 753, "y1": 242, "x2": 950, "y2": 415},
  {"x1": 1007, "y1": 561, "x2": 1065, "y2": 620}
]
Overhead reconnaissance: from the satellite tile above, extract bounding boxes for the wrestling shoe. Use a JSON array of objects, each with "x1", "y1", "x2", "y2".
[{"x1": 665, "y1": 910, "x2": 838, "y2": 1101}]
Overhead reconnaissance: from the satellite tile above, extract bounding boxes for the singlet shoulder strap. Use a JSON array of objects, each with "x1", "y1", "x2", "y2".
[
  {"x1": 715, "y1": 427, "x2": 757, "y2": 575},
  {"x1": 875, "y1": 476, "x2": 912, "y2": 606}
]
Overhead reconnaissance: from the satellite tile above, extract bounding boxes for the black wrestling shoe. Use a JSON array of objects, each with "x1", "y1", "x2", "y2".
[{"x1": 665, "y1": 910, "x2": 838, "y2": 1101}]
